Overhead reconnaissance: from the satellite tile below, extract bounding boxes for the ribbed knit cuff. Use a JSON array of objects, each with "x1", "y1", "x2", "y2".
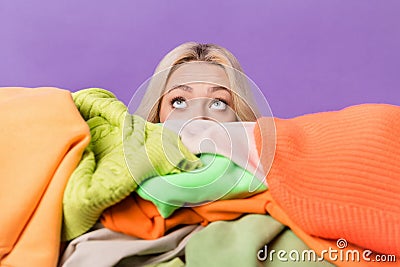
[{"x1": 255, "y1": 104, "x2": 400, "y2": 256}]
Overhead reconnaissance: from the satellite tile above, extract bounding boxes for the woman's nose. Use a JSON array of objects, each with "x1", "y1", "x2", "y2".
[{"x1": 189, "y1": 100, "x2": 211, "y2": 119}]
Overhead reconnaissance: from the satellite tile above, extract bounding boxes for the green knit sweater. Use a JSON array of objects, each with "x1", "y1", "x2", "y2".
[{"x1": 62, "y1": 88, "x2": 201, "y2": 241}]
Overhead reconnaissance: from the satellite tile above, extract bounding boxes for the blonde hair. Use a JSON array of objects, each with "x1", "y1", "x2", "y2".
[{"x1": 135, "y1": 42, "x2": 260, "y2": 122}]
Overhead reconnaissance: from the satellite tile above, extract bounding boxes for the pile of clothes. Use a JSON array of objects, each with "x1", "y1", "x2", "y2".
[{"x1": 1, "y1": 87, "x2": 399, "y2": 267}]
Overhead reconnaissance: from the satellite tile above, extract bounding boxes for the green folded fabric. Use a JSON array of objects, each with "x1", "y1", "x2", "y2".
[
  {"x1": 144, "y1": 258, "x2": 185, "y2": 267},
  {"x1": 136, "y1": 153, "x2": 267, "y2": 218},
  {"x1": 62, "y1": 88, "x2": 202, "y2": 241},
  {"x1": 185, "y1": 214, "x2": 334, "y2": 267}
]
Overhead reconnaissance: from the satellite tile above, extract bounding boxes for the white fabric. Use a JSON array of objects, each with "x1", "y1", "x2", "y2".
[
  {"x1": 163, "y1": 120, "x2": 266, "y2": 183},
  {"x1": 59, "y1": 224, "x2": 203, "y2": 267}
]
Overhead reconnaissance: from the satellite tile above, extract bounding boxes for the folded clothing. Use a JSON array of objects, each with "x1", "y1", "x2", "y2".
[
  {"x1": 0, "y1": 87, "x2": 90, "y2": 267},
  {"x1": 103, "y1": 103, "x2": 400, "y2": 265},
  {"x1": 255, "y1": 103, "x2": 400, "y2": 256},
  {"x1": 136, "y1": 153, "x2": 267, "y2": 218},
  {"x1": 163, "y1": 120, "x2": 267, "y2": 181},
  {"x1": 265, "y1": 188, "x2": 397, "y2": 267},
  {"x1": 101, "y1": 182, "x2": 392, "y2": 266},
  {"x1": 62, "y1": 88, "x2": 201, "y2": 241},
  {"x1": 59, "y1": 224, "x2": 202, "y2": 267},
  {"x1": 185, "y1": 214, "x2": 335, "y2": 267},
  {"x1": 101, "y1": 191, "x2": 270, "y2": 240},
  {"x1": 143, "y1": 257, "x2": 185, "y2": 267}
]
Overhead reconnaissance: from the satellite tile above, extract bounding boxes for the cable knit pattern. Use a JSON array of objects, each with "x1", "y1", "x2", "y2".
[
  {"x1": 62, "y1": 88, "x2": 201, "y2": 241},
  {"x1": 254, "y1": 104, "x2": 400, "y2": 256}
]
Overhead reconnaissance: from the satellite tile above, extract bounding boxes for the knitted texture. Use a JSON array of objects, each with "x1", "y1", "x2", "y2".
[
  {"x1": 62, "y1": 88, "x2": 201, "y2": 241},
  {"x1": 254, "y1": 104, "x2": 400, "y2": 256}
]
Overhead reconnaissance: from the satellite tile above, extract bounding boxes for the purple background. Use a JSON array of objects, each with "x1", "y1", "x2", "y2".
[{"x1": 1, "y1": 0, "x2": 399, "y2": 118}]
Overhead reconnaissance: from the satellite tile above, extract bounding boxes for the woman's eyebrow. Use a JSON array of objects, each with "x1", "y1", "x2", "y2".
[
  {"x1": 166, "y1": 85, "x2": 230, "y2": 94},
  {"x1": 166, "y1": 84, "x2": 193, "y2": 93},
  {"x1": 208, "y1": 86, "x2": 230, "y2": 93}
]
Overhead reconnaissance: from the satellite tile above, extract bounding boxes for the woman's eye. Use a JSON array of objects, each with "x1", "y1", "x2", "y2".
[
  {"x1": 210, "y1": 99, "x2": 227, "y2": 110},
  {"x1": 171, "y1": 98, "x2": 187, "y2": 109}
]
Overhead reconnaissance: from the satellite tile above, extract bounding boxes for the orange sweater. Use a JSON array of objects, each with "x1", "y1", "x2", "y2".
[
  {"x1": 0, "y1": 88, "x2": 90, "y2": 267},
  {"x1": 255, "y1": 103, "x2": 400, "y2": 257}
]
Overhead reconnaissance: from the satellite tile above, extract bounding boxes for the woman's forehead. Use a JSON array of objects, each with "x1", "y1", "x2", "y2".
[{"x1": 166, "y1": 62, "x2": 230, "y2": 89}]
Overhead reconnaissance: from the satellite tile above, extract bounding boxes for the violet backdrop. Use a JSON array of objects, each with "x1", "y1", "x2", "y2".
[{"x1": 1, "y1": 0, "x2": 399, "y2": 118}]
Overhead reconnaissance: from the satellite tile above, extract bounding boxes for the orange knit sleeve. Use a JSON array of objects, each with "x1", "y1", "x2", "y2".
[{"x1": 255, "y1": 104, "x2": 400, "y2": 256}]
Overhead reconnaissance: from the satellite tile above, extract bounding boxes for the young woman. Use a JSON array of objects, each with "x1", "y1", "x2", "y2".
[
  {"x1": 135, "y1": 42, "x2": 260, "y2": 123},
  {"x1": 134, "y1": 42, "x2": 400, "y2": 261}
]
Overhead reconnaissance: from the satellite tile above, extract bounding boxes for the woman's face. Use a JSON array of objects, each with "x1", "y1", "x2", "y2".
[{"x1": 159, "y1": 62, "x2": 237, "y2": 122}]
